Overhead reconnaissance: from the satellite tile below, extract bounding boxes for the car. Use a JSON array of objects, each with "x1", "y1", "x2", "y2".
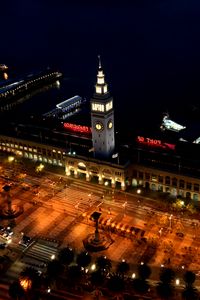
[
  {"x1": 19, "y1": 235, "x2": 32, "y2": 247},
  {"x1": 1, "y1": 227, "x2": 13, "y2": 240}
]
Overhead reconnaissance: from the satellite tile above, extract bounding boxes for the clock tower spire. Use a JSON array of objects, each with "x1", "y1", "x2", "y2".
[{"x1": 90, "y1": 56, "x2": 115, "y2": 159}]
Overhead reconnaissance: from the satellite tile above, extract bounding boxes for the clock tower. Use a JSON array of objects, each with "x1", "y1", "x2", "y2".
[{"x1": 91, "y1": 56, "x2": 115, "y2": 158}]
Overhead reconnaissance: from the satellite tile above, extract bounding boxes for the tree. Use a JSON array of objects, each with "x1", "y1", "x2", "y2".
[
  {"x1": 138, "y1": 263, "x2": 151, "y2": 281},
  {"x1": 19, "y1": 267, "x2": 42, "y2": 299},
  {"x1": 20, "y1": 267, "x2": 41, "y2": 291},
  {"x1": 9, "y1": 281, "x2": 25, "y2": 299},
  {"x1": 156, "y1": 268, "x2": 175, "y2": 300},
  {"x1": 160, "y1": 268, "x2": 175, "y2": 285},
  {"x1": 67, "y1": 265, "x2": 83, "y2": 286},
  {"x1": 107, "y1": 274, "x2": 125, "y2": 300},
  {"x1": 90, "y1": 269, "x2": 105, "y2": 287},
  {"x1": 76, "y1": 251, "x2": 91, "y2": 268},
  {"x1": 132, "y1": 263, "x2": 151, "y2": 294},
  {"x1": 46, "y1": 259, "x2": 64, "y2": 284},
  {"x1": 96, "y1": 255, "x2": 112, "y2": 274},
  {"x1": 132, "y1": 278, "x2": 150, "y2": 294},
  {"x1": 182, "y1": 286, "x2": 199, "y2": 300},
  {"x1": 58, "y1": 247, "x2": 75, "y2": 266},
  {"x1": 182, "y1": 271, "x2": 199, "y2": 300},
  {"x1": 183, "y1": 271, "x2": 196, "y2": 288},
  {"x1": 116, "y1": 260, "x2": 130, "y2": 277}
]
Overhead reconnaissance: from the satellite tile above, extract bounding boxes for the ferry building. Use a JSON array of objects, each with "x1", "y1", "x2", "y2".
[{"x1": 0, "y1": 59, "x2": 200, "y2": 201}]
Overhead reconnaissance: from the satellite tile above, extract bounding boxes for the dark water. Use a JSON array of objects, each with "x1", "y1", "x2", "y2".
[{"x1": 2, "y1": 1, "x2": 200, "y2": 138}]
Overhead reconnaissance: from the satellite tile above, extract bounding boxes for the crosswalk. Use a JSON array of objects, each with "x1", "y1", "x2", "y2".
[
  {"x1": 22, "y1": 240, "x2": 59, "y2": 264},
  {"x1": 2, "y1": 240, "x2": 59, "y2": 290}
]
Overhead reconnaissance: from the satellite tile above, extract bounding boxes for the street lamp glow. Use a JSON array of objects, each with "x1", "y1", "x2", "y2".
[
  {"x1": 175, "y1": 278, "x2": 180, "y2": 285},
  {"x1": 131, "y1": 273, "x2": 136, "y2": 279},
  {"x1": 91, "y1": 264, "x2": 96, "y2": 271},
  {"x1": 104, "y1": 181, "x2": 109, "y2": 186},
  {"x1": 8, "y1": 156, "x2": 14, "y2": 162},
  {"x1": 137, "y1": 189, "x2": 141, "y2": 194},
  {"x1": 47, "y1": 287, "x2": 51, "y2": 293},
  {"x1": 51, "y1": 254, "x2": 55, "y2": 260}
]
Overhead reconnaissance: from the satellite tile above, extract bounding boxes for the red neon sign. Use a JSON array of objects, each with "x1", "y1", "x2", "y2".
[
  {"x1": 136, "y1": 136, "x2": 175, "y2": 150},
  {"x1": 63, "y1": 122, "x2": 92, "y2": 134}
]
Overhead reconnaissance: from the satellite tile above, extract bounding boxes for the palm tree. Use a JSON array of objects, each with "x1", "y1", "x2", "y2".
[
  {"x1": 156, "y1": 268, "x2": 175, "y2": 300},
  {"x1": 182, "y1": 271, "x2": 199, "y2": 300},
  {"x1": 76, "y1": 251, "x2": 91, "y2": 269},
  {"x1": 107, "y1": 274, "x2": 125, "y2": 300},
  {"x1": 19, "y1": 267, "x2": 41, "y2": 298},
  {"x1": 116, "y1": 260, "x2": 130, "y2": 277},
  {"x1": 96, "y1": 255, "x2": 112, "y2": 274},
  {"x1": 9, "y1": 280, "x2": 25, "y2": 299},
  {"x1": 138, "y1": 263, "x2": 151, "y2": 281},
  {"x1": 46, "y1": 259, "x2": 64, "y2": 287},
  {"x1": 132, "y1": 263, "x2": 151, "y2": 294},
  {"x1": 90, "y1": 269, "x2": 105, "y2": 287},
  {"x1": 132, "y1": 278, "x2": 149, "y2": 295},
  {"x1": 183, "y1": 271, "x2": 196, "y2": 288},
  {"x1": 58, "y1": 246, "x2": 75, "y2": 266},
  {"x1": 67, "y1": 264, "x2": 83, "y2": 287}
]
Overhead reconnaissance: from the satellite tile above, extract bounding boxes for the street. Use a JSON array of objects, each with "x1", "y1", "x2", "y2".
[{"x1": 0, "y1": 160, "x2": 200, "y2": 295}]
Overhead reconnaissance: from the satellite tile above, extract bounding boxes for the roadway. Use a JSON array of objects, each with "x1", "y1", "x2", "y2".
[{"x1": 0, "y1": 160, "x2": 200, "y2": 293}]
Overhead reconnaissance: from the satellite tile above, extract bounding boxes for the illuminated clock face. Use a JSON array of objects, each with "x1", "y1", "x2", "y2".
[
  {"x1": 95, "y1": 122, "x2": 104, "y2": 131},
  {"x1": 108, "y1": 120, "x2": 113, "y2": 129}
]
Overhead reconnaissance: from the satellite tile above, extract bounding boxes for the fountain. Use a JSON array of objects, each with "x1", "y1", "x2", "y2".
[
  {"x1": 83, "y1": 211, "x2": 113, "y2": 252},
  {"x1": 0, "y1": 185, "x2": 23, "y2": 219}
]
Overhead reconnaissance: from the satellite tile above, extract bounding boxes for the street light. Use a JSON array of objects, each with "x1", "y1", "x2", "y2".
[
  {"x1": 169, "y1": 214, "x2": 173, "y2": 228},
  {"x1": 175, "y1": 278, "x2": 180, "y2": 286},
  {"x1": 131, "y1": 273, "x2": 136, "y2": 279},
  {"x1": 122, "y1": 201, "x2": 127, "y2": 215},
  {"x1": 91, "y1": 263, "x2": 96, "y2": 271},
  {"x1": 51, "y1": 254, "x2": 55, "y2": 260}
]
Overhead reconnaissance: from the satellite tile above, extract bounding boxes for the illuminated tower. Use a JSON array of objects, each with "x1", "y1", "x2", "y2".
[{"x1": 90, "y1": 56, "x2": 115, "y2": 158}]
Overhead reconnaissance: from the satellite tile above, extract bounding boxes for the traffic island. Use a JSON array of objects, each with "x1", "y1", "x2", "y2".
[{"x1": 83, "y1": 211, "x2": 114, "y2": 252}]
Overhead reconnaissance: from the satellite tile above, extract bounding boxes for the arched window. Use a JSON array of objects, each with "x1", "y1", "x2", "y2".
[
  {"x1": 194, "y1": 184, "x2": 199, "y2": 192},
  {"x1": 172, "y1": 178, "x2": 177, "y2": 187},
  {"x1": 165, "y1": 176, "x2": 170, "y2": 185}
]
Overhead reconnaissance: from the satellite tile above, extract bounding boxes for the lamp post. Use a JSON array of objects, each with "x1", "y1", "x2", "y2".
[
  {"x1": 169, "y1": 214, "x2": 173, "y2": 228},
  {"x1": 122, "y1": 201, "x2": 127, "y2": 216}
]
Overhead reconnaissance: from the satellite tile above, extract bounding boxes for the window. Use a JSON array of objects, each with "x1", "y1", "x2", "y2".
[
  {"x1": 158, "y1": 175, "x2": 163, "y2": 183},
  {"x1": 172, "y1": 178, "x2": 177, "y2": 187},
  {"x1": 139, "y1": 172, "x2": 143, "y2": 179},
  {"x1": 194, "y1": 183, "x2": 199, "y2": 192},
  {"x1": 132, "y1": 170, "x2": 137, "y2": 177},
  {"x1": 186, "y1": 182, "x2": 192, "y2": 190},
  {"x1": 179, "y1": 180, "x2": 185, "y2": 189},
  {"x1": 145, "y1": 173, "x2": 150, "y2": 180},
  {"x1": 165, "y1": 176, "x2": 170, "y2": 185}
]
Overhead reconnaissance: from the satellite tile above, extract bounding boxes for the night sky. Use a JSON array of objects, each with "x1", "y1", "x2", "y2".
[{"x1": 2, "y1": 1, "x2": 200, "y2": 134}]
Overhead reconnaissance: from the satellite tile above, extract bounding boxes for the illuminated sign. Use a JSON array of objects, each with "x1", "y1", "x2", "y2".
[
  {"x1": 63, "y1": 123, "x2": 92, "y2": 135},
  {"x1": 136, "y1": 136, "x2": 175, "y2": 150}
]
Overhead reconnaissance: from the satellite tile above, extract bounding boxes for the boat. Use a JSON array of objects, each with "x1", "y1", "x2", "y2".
[
  {"x1": 0, "y1": 64, "x2": 8, "y2": 70},
  {"x1": 160, "y1": 113, "x2": 186, "y2": 132}
]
